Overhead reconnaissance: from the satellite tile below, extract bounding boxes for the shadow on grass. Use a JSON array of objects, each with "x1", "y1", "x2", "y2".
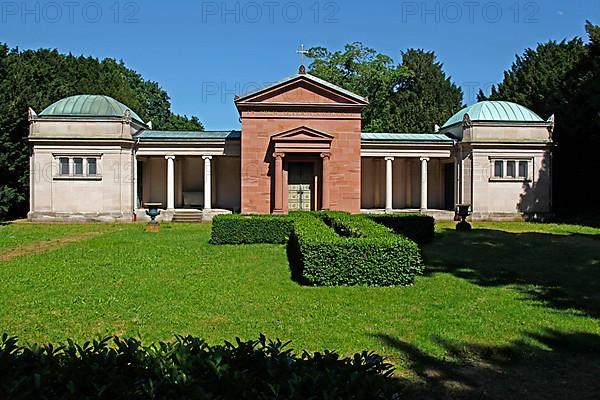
[
  {"x1": 423, "y1": 228, "x2": 600, "y2": 318},
  {"x1": 556, "y1": 210, "x2": 600, "y2": 229},
  {"x1": 286, "y1": 238, "x2": 307, "y2": 285},
  {"x1": 376, "y1": 329, "x2": 600, "y2": 399}
]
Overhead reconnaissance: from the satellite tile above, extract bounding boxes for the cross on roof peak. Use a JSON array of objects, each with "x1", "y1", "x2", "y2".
[{"x1": 296, "y1": 44, "x2": 309, "y2": 74}]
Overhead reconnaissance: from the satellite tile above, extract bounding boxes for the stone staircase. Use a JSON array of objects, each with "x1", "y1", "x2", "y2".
[
  {"x1": 172, "y1": 210, "x2": 204, "y2": 223},
  {"x1": 171, "y1": 209, "x2": 233, "y2": 223}
]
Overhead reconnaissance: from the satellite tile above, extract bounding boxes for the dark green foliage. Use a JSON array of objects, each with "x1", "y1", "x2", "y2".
[
  {"x1": 0, "y1": 187, "x2": 19, "y2": 221},
  {"x1": 390, "y1": 49, "x2": 464, "y2": 133},
  {"x1": 308, "y1": 43, "x2": 411, "y2": 133},
  {"x1": 289, "y1": 212, "x2": 424, "y2": 286},
  {"x1": 210, "y1": 214, "x2": 294, "y2": 244},
  {"x1": 484, "y1": 21, "x2": 600, "y2": 214},
  {"x1": 368, "y1": 214, "x2": 435, "y2": 244},
  {"x1": 308, "y1": 43, "x2": 463, "y2": 133},
  {"x1": 0, "y1": 44, "x2": 204, "y2": 221},
  {"x1": 0, "y1": 333, "x2": 398, "y2": 400},
  {"x1": 161, "y1": 114, "x2": 205, "y2": 131}
]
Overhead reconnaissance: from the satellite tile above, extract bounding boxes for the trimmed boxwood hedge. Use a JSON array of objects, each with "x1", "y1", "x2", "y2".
[
  {"x1": 0, "y1": 334, "x2": 399, "y2": 399},
  {"x1": 210, "y1": 214, "x2": 294, "y2": 244},
  {"x1": 368, "y1": 214, "x2": 435, "y2": 244},
  {"x1": 289, "y1": 212, "x2": 424, "y2": 286},
  {"x1": 210, "y1": 212, "x2": 426, "y2": 286}
]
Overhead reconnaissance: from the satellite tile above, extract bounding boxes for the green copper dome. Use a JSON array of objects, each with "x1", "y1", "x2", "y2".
[
  {"x1": 442, "y1": 101, "x2": 543, "y2": 128},
  {"x1": 40, "y1": 95, "x2": 143, "y2": 123}
]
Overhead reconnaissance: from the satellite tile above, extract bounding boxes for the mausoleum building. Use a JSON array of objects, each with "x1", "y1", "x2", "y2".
[{"x1": 27, "y1": 68, "x2": 554, "y2": 222}]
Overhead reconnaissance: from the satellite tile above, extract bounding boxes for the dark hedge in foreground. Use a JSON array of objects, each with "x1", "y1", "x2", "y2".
[{"x1": 0, "y1": 334, "x2": 400, "y2": 400}]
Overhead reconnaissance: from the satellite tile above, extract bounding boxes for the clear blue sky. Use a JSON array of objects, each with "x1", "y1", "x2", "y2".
[{"x1": 1, "y1": 0, "x2": 598, "y2": 129}]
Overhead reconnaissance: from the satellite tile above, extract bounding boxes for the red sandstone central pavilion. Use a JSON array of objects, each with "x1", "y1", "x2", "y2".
[{"x1": 235, "y1": 67, "x2": 368, "y2": 214}]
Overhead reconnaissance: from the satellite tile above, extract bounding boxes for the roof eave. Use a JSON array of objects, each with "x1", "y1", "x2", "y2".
[
  {"x1": 29, "y1": 137, "x2": 135, "y2": 144},
  {"x1": 361, "y1": 140, "x2": 454, "y2": 145},
  {"x1": 469, "y1": 141, "x2": 553, "y2": 147},
  {"x1": 35, "y1": 114, "x2": 148, "y2": 128},
  {"x1": 136, "y1": 139, "x2": 234, "y2": 144},
  {"x1": 441, "y1": 120, "x2": 552, "y2": 131}
]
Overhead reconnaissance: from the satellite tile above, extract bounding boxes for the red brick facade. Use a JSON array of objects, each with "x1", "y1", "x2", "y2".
[{"x1": 235, "y1": 73, "x2": 367, "y2": 214}]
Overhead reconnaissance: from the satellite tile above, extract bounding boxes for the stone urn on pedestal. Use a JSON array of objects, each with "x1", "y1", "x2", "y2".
[
  {"x1": 144, "y1": 203, "x2": 162, "y2": 232},
  {"x1": 455, "y1": 204, "x2": 472, "y2": 231}
]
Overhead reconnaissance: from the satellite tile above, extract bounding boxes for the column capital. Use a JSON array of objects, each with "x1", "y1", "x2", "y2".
[
  {"x1": 273, "y1": 152, "x2": 285, "y2": 159},
  {"x1": 165, "y1": 155, "x2": 175, "y2": 160},
  {"x1": 385, "y1": 156, "x2": 395, "y2": 161},
  {"x1": 420, "y1": 157, "x2": 430, "y2": 162},
  {"x1": 202, "y1": 155, "x2": 213, "y2": 160},
  {"x1": 320, "y1": 152, "x2": 331, "y2": 160}
]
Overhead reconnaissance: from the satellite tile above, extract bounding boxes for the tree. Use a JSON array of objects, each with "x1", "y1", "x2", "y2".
[
  {"x1": 487, "y1": 37, "x2": 586, "y2": 119},
  {"x1": 308, "y1": 42, "x2": 410, "y2": 132},
  {"x1": 391, "y1": 49, "x2": 463, "y2": 133},
  {"x1": 118, "y1": 65, "x2": 201, "y2": 131},
  {"x1": 0, "y1": 45, "x2": 204, "y2": 220},
  {"x1": 162, "y1": 114, "x2": 205, "y2": 131},
  {"x1": 307, "y1": 43, "x2": 463, "y2": 133}
]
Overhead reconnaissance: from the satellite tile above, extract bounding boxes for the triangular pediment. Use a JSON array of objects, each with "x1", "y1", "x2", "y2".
[
  {"x1": 235, "y1": 74, "x2": 368, "y2": 107},
  {"x1": 271, "y1": 126, "x2": 334, "y2": 142}
]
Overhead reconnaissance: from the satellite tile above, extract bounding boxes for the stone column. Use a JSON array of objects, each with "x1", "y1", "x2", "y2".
[
  {"x1": 455, "y1": 158, "x2": 460, "y2": 206},
  {"x1": 166, "y1": 155, "x2": 175, "y2": 209},
  {"x1": 385, "y1": 157, "x2": 394, "y2": 212},
  {"x1": 320, "y1": 152, "x2": 331, "y2": 210},
  {"x1": 273, "y1": 152, "x2": 285, "y2": 214},
  {"x1": 420, "y1": 157, "x2": 429, "y2": 210},
  {"x1": 133, "y1": 154, "x2": 138, "y2": 210},
  {"x1": 405, "y1": 159, "x2": 412, "y2": 208},
  {"x1": 29, "y1": 153, "x2": 34, "y2": 213},
  {"x1": 203, "y1": 156, "x2": 212, "y2": 210},
  {"x1": 456, "y1": 147, "x2": 463, "y2": 205}
]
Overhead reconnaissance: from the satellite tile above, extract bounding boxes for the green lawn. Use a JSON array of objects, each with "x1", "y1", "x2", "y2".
[
  {"x1": 0, "y1": 223, "x2": 114, "y2": 251},
  {"x1": 1, "y1": 220, "x2": 599, "y2": 398}
]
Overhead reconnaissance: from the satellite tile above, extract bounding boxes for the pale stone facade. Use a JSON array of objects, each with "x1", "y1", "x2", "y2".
[
  {"x1": 27, "y1": 72, "x2": 554, "y2": 222},
  {"x1": 28, "y1": 112, "x2": 139, "y2": 222},
  {"x1": 448, "y1": 118, "x2": 554, "y2": 220}
]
